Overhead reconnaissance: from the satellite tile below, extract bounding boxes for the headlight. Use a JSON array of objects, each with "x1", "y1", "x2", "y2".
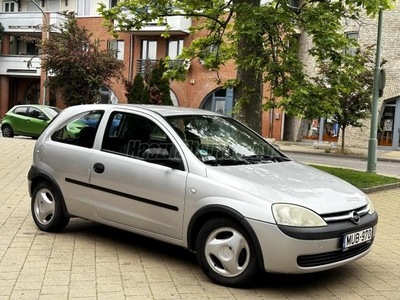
[
  {"x1": 367, "y1": 198, "x2": 375, "y2": 215},
  {"x1": 272, "y1": 203, "x2": 327, "y2": 227}
]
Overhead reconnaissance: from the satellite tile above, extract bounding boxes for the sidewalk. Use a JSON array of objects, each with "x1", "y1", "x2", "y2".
[
  {"x1": 1, "y1": 137, "x2": 400, "y2": 299},
  {"x1": 273, "y1": 140, "x2": 400, "y2": 162}
]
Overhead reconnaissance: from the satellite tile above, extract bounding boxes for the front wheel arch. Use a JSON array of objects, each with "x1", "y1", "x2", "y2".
[
  {"x1": 187, "y1": 205, "x2": 264, "y2": 273},
  {"x1": 195, "y1": 217, "x2": 259, "y2": 286}
]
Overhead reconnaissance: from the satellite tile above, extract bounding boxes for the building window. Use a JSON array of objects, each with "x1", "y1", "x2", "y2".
[
  {"x1": 110, "y1": 0, "x2": 118, "y2": 8},
  {"x1": 167, "y1": 40, "x2": 184, "y2": 59},
  {"x1": 47, "y1": 0, "x2": 60, "y2": 11},
  {"x1": 290, "y1": 0, "x2": 299, "y2": 8},
  {"x1": 99, "y1": 86, "x2": 119, "y2": 104},
  {"x1": 200, "y1": 88, "x2": 234, "y2": 116},
  {"x1": 344, "y1": 32, "x2": 359, "y2": 55},
  {"x1": 77, "y1": 0, "x2": 91, "y2": 16},
  {"x1": 141, "y1": 40, "x2": 157, "y2": 60},
  {"x1": 4, "y1": 1, "x2": 15, "y2": 11},
  {"x1": 137, "y1": 40, "x2": 157, "y2": 73},
  {"x1": 108, "y1": 40, "x2": 124, "y2": 60}
]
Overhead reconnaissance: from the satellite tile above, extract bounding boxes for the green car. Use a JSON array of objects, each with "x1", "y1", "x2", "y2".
[{"x1": 1, "y1": 104, "x2": 61, "y2": 139}]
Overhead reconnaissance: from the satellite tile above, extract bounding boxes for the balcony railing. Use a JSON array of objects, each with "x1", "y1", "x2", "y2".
[
  {"x1": 136, "y1": 59, "x2": 189, "y2": 74},
  {"x1": 0, "y1": 55, "x2": 41, "y2": 77},
  {"x1": 0, "y1": 12, "x2": 67, "y2": 34},
  {"x1": 116, "y1": 15, "x2": 191, "y2": 35}
]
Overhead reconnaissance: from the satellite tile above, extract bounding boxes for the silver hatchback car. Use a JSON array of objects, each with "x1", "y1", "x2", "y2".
[{"x1": 28, "y1": 104, "x2": 377, "y2": 287}]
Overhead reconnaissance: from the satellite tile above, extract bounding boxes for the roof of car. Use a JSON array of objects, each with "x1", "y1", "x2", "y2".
[
  {"x1": 62, "y1": 104, "x2": 223, "y2": 117},
  {"x1": 12, "y1": 104, "x2": 57, "y2": 109},
  {"x1": 119, "y1": 104, "x2": 221, "y2": 117}
]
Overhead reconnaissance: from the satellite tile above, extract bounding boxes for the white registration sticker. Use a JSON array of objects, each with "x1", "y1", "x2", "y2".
[{"x1": 343, "y1": 227, "x2": 373, "y2": 250}]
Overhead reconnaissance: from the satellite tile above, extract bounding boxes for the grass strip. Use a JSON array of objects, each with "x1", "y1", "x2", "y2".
[{"x1": 310, "y1": 164, "x2": 400, "y2": 189}]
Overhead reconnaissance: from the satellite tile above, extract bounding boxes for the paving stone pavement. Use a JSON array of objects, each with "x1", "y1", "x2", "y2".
[{"x1": 0, "y1": 136, "x2": 400, "y2": 300}]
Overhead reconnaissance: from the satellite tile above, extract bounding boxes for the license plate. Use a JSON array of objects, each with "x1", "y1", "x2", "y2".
[{"x1": 342, "y1": 227, "x2": 373, "y2": 250}]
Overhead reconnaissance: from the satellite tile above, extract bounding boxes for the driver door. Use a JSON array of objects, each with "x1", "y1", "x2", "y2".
[{"x1": 89, "y1": 111, "x2": 187, "y2": 240}]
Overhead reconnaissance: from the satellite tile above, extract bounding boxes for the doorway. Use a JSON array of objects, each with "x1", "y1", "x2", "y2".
[{"x1": 378, "y1": 98, "x2": 400, "y2": 150}]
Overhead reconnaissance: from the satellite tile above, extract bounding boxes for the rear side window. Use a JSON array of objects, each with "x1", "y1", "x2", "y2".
[
  {"x1": 51, "y1": 110, "x2": 104, "y2": 148},
  {"x1": 13, "y1": 107, "x2": 27, "y2": 116}
]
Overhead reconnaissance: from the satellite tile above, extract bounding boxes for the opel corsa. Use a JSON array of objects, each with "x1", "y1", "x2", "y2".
[{"x1": 28, "y1": 104, "x2": 378, "y2": 287}]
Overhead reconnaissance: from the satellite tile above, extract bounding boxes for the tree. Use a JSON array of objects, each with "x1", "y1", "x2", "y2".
[
  {"x1": 149, "y1": 59, "x2": 173, "y2": 105},
  {"x1": 99, "y1": 0, "x2": 393, "y2": 133},
  {"x1": 309, "y1": 46, "x2": 379, "y2": 152},
  {"x1": 39, "y1": 12, "x2": 124, "y2": 106},
  {"x1": 127, "y1": 73, "x2": 150, "y2": 104},
  {"x1": 126, "y1": 59, "x2": 173, "y2": 105}
]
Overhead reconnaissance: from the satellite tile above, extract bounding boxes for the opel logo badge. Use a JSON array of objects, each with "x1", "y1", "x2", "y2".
[{"x1": 350, "y1": 211, "x2": 360, "y2": 225}]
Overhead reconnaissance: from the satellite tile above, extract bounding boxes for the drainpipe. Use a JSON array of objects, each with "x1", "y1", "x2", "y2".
[{"x1": 31, "y1": 0, "x2": 49, "y2": 105}]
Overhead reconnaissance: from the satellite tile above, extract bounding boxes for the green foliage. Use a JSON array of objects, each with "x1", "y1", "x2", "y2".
[
  {"x1": 126, "y1": 60, "x2": 172, "y2": 105},
  {"x1": 149, "y1": 59, "x2": 173, "y2": 105},
  {"x1": 99, "y1": 0, "x2": 394, "y2": 132},
  {"x1": 39, "y1": 13, "x2": 124, "y2": 106},
  {"x1": 128, "y1": 73, "x2": 150, "y2": 104},
  {"x1": 310, "y1": 165, "x2": 400, "y2": 189},
  {"x1": 310, "y1": 46, "x2": 376, "y2": 151}
]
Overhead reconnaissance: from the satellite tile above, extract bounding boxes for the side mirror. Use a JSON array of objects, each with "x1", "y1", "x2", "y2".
[{"x1": 38, "y1": 115, "x2": 49, "y2": 121}]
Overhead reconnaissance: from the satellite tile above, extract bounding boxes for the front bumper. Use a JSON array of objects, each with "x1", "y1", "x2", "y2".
[{"x1": 248, "y1": 212, "x2": 378, "y2": 274}]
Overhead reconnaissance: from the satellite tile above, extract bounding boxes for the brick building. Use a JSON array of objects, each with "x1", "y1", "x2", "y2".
[{"x1": 0, "y1": 0, "x2": 280, "y2": 139}]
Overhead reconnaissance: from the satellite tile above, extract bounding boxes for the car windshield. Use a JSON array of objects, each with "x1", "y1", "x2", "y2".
[
  {"x1": 167, "y1": 115, "x2": 289, "y2": 166},
  {"x1": 42, "y1": 107, "x2": 62, "y2": 118}
]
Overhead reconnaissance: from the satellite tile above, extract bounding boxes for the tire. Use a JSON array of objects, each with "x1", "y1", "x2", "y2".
[
  {"x1": 2, "y1": 125, "x2": 14, "y2": 138},
  {"x1": 31, "y1": 181, "x2": 70, "y2": 232},
  {"x1": 195, "y1": 218, "x2": 258, "y2": 287}
]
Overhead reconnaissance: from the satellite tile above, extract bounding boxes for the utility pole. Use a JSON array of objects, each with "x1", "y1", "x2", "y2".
[{"x1": 367, "y1": 8, "x2": 383, "y2": 173}]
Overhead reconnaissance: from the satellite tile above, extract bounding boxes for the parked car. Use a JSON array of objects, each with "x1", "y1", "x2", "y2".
[
  {"x1": 28, "y1": 104, "x2": 377, "y2": 287},
  {"x1": 1, "y1": 104, "x2": 61, "y2": 138}
]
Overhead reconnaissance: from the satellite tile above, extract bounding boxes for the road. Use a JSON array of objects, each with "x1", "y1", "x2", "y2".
[{"x1": 286, "y1": 152, "x2": 400, "y2": 178}]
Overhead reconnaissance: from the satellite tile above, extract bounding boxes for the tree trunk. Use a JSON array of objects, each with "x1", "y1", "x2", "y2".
[
  {"x1": 234, "y1": 0, "x2": 263, "y2": 134},
  {"x1": 284, "y1": 115, "x2": 303, "y2": 141}
]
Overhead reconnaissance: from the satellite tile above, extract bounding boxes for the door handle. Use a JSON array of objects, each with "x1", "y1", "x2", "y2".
[{"x1": 93, "y1": 163, "x2": 105, "y2": 174}]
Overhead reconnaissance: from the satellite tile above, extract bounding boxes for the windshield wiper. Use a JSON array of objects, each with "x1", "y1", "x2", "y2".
[
  {"x1": 203, "y1": 158, "x2": 249, "y2": 166},
  {"x1": 243, "y1": 155, "x2": 275, "y2": 163},
  {"x1": 242, "y1": 155, "x2": 291, "y2": 163}
]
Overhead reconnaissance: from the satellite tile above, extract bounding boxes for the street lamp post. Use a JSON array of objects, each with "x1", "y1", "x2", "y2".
[
  {"x1": 31, "y1": 0, "x2": 49, "y2": 105},
  {"x1": 367, "y1": 8, "x2": 383, "y2": 173}
]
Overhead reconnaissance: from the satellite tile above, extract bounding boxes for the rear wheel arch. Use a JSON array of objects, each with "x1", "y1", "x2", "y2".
[
  {"x1": 29, "y1": 169, "x2": 71, "y2": 219},
  {"x1": 1, "y1": 123, "x2": 14, "y2": 137},
  {"x1": 187, "y1": 205, "x2": 264, "y2": 272}
]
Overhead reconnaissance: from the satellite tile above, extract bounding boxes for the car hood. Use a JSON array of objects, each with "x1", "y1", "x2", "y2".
[{"x1": 205, "y1": 161, "x2": 368, "y2": 215}]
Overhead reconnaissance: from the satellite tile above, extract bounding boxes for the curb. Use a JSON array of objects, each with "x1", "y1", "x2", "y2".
[
  {"x1": 281, "y1": 149, "x2": 400, "y2": 163},
  {"x1": 361, "y1": 182, "x2": 400, "y2": 194}
]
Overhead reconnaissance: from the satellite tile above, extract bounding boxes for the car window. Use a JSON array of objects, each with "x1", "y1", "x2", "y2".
[
  {"x1": 13, "y1": 107, "x2": 27, "y2": 116},
  {"x1": 101, "y1": 112, "x2": 182, "y2": 165},
  {"x1": 167, "y1": 115, "x2": 287, "y2": 165},
  {"x1": 51, "y1": 110, "x2": 104, "y2": 148},
  {"x1": 28, "y1": 107, "x2": 45, "y2": 119},
  {"x1": 42, "y1": 107, "x2": 61, "y2": 118}
]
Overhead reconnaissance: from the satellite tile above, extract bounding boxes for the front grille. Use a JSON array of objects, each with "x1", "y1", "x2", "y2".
[
  {"x1": 297, "y1": 240, "x2": 373, "y2": 268},
  {"x1": 322, "y1": 205, "x2": 369, "y2": 223}
]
